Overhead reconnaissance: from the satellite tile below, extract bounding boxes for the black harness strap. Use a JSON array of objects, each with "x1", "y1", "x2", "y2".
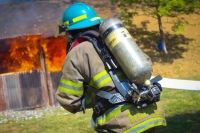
[
  {"x1": 80, "y1": 32, "x2": 127, "y2": 99},
  {"x1": 73, "y1": 30, "x2": 129, "y2": 114},
  {"x1": 73, "y1": 30, "x2": 162, "y2": 115},
  {"x1": 150, "y1": 75, "x2": 163, "y2": 84},
  {"x1": 108, "y1": 71, "x2": 127, "y2": 97},
  {"x1": 85, "y1": 84, "x2": 125, "y2": 104},
  {"x1": 78, "y1": 30, "x2": 128, "y2": 98}
]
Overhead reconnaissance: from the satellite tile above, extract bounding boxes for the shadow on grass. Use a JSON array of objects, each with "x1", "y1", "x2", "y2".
[
  {"x1": 156, "y1": 111, "x2": 200, "y2": 133},
  {"x1": 128, "y1": 23, "x2": 193, "y2": 64}
]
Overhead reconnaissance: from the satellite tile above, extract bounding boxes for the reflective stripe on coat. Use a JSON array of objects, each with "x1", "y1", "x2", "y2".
[{"x1": 55, "y1": 41, "x2": 166, "y2": 132}]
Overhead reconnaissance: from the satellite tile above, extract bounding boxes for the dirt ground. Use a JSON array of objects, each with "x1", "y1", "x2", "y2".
[
  {"x1": 0, "y1": 0, "x2": 200, "y2": 79},
  {"x1": 130, "y1": 11, "x2": 200, "y2": 79}
]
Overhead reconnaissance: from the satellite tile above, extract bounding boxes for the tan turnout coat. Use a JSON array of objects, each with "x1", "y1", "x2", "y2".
[{"x1": 56, "y1": 40, "x2": 166, "y2": 133}]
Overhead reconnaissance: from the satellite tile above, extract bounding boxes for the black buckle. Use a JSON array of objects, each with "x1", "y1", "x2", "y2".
[{"x1": 93, "y1": 105, "x2": 101, "y2": 115}]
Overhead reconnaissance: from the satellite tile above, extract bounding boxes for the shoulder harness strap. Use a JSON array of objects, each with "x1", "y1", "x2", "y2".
[
  {"x1": 67, "y1": 30, "x2": 163, "y2": 114},
  {"x1": 75, "y1": 30, "x2": 129, "y2": 112}
]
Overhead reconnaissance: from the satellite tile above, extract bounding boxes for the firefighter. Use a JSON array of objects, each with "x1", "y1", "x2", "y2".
[{"x1": 55, "y1": 2, "x2": 166, "y2": 133}]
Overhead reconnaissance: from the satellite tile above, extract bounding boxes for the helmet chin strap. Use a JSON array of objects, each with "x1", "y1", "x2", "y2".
[{"x1": 65, "y1": 32, "x2": 73, "y2": 40}]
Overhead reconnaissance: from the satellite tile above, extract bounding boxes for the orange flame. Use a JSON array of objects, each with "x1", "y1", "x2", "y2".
[
  {"x1": 41, "y1": 36, "x2": 67, "y2": 72},
  {"x1": 0, "y1": 35, "x2": 67, "y2": 74}
]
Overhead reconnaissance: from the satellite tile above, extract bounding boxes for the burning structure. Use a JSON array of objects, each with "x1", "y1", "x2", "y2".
[
  {"x1": 0, "y1": 0, "x2": 114, "y2": 111},
  {"x1": 0, "y1": 34, "x2": 67, "y2": 111},
  {"x1": 0, "y1": 1, "x2": 68, "y2": 111}
]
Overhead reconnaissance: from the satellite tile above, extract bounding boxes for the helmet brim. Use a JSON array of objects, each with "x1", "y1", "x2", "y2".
[{"x1": 67, "y1": 17, "x2": 104, "y2": 31}]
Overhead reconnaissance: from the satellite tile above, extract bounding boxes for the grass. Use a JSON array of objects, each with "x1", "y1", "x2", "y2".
[
  {"x1": 156, "y1": 89, "x2": 200, "y2": 133},
  {"x1": 1, "y1": 87, "x2": 200, "y2": 133},
  {"x1": 0, "y1": 109, "x2": 95, "y2": 133},
  {"x1": 1, "y1": 2, "x2": 200, "y2": 133}
]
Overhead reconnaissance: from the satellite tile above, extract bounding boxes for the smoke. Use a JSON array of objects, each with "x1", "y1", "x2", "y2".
[
  {"x1": 0, "y1": 1, "x2": 70, "y2": 74},
  {"x1": 0, "y1": 39, "x2": 11, "y2": 73},
  {"x1": 0, "y1": 1, "x2": 69, "y2": 39}
]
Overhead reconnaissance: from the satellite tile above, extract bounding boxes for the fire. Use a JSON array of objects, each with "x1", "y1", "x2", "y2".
[
  {"x1": 0, "y1": 35, "x2": 67, "y2": 74},
  {"x1": 41, "y1": 36, "x2": 67, "y2": 72},
  {"x1": 0, "y1": 35, "x2": 41, "y2": 73}
]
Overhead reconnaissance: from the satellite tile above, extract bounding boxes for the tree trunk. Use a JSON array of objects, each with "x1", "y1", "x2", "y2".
[{"x1": 156, "y1": 7, "x2": 168, "y2": 54}]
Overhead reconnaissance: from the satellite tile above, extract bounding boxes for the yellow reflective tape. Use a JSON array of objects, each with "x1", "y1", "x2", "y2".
[
  {"x1": 85, "y1": 99, "x2": 91, "y2": 105},
  {"x1": 86, "y1": 70, "x2": 113, "y2": 104},
  {"x1": 85, "y1": 98, "x2": 91, "y2": 105},
  {"x1": 86, "y1": 70, "x2": 122, "y2": 105},
  {"x1": 63, "y1": 21, "x2": 69, "y2": 26},
  {"x1": 90, "y1": 17, "x2": 101, "y2": 21},
  {"x1": 73, "y1": 14, "x2": 87, "y2": 23},
  {"x1": 89, "y1": 70, "x2": 108, "y2": 86},
  {"x1": 126, "y1": 107, "x2": 148, "y2": 124},
  {"x1": 85, "y1": 70, "x2": 108, "y2": 104},
  {"x1": 58, "y1": 86, "x2": 83, "y2": 95},
  {"x1": 96, "y1": 76, "x2": 112, "y2": 88},
  {"x1": 60, "y1": 78, "x2": 83, "y2": 88},
  {"x1": 84, "y1": 88, "x2": 94, "y2": 105},
  {"x1": 96, "y1": 104, "x2": 133, "y2": 126},
  {"x1": 123, "y1": 117, "x2": 166, "y2": 133},
  {"x1": 86, "y1": 70, "x2": 110, "y2": 104},
  {"x1": 85, "y1": 89, "x2": 96, "y2": 105},
  {"x1": 85, "y1": 70, "x2": 111, "y2": 104},
  {"x1": 85, "y1": 92, "x2": 95, "y2": 105}
]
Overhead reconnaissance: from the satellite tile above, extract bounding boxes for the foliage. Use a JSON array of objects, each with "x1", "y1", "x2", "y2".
[
  {"x1": 112, "y1": 0, "x2": 200, "y2": 28},
  {"x1": 111, "y1": 0, "x2": 200, "y2": 53},
  {"x1": 111, "y1": 0, "x2": 200, "y2": 27},
  {"x1": 171, "y1": 18, "x2": 186, "y2": 32}
]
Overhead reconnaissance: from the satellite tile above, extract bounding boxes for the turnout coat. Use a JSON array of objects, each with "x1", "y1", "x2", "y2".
[{"x1": 56, "y1": 40, "x2": 166, "y2": 133}]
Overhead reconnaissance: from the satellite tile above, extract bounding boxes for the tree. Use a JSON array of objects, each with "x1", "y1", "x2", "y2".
[{"x1": 111, "y1": 0, "x2": 200, "y2": 54}]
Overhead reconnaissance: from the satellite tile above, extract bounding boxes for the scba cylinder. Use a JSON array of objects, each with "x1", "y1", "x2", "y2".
[{"x1": 99, "y1": 18, "x2": 152, "y2": 84}]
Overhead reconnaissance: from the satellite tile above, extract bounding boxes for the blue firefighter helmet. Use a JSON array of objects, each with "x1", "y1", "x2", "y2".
[{"x1": 62, "y1": 2, "x2": 104, "y2": 31}]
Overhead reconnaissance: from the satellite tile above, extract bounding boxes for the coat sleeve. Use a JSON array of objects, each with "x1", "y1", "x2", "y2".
[
  {"x1": 55, "y1": 41, "x2": 113, "y2": 113},
  {"x1": 55, "y1": 42, "x2": 85, "y2": 113}
]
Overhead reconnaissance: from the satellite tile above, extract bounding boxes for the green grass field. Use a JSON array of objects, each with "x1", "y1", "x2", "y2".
[
  {"x1": 1, "y1": 87, "x2": 200, "y2": 133},
  {"x1": 1, "y1": 2, "x2": 200, "y2": 133}
]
